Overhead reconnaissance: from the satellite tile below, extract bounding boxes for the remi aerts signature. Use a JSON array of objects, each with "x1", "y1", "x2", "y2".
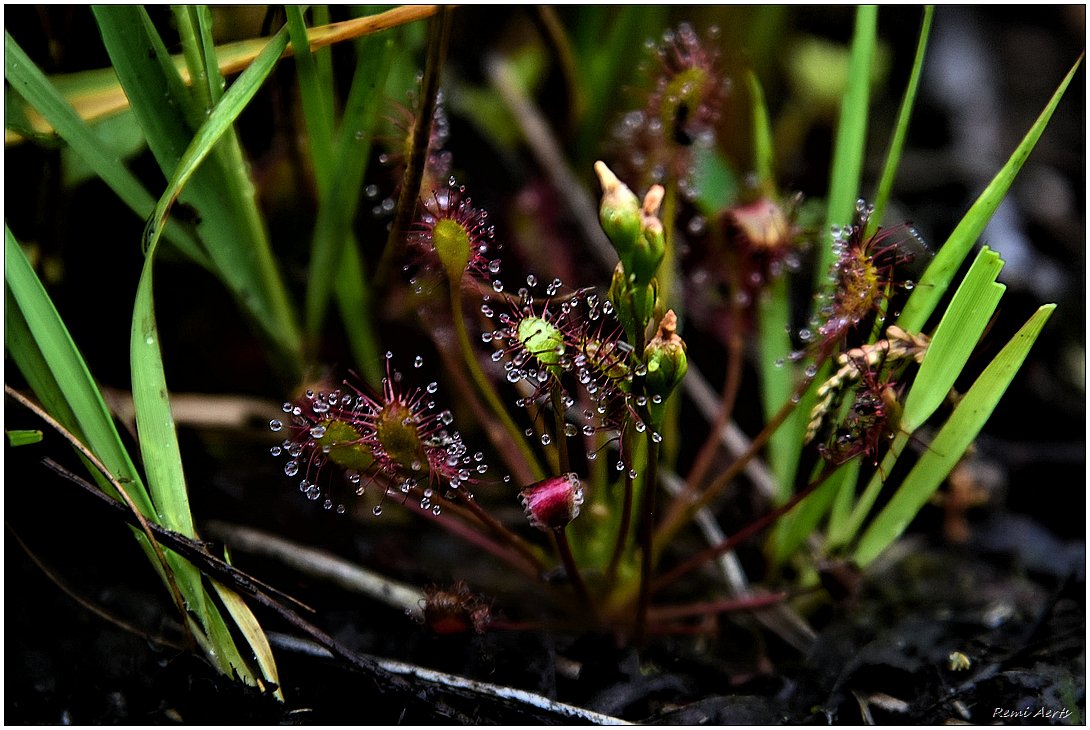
[{"x1": 993, "y1": 706, "x2": 1073, "y2": 720}]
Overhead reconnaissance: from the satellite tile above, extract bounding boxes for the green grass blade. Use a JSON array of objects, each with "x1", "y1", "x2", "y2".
[
  {"x1": 819, "y1": 5, "x2": 877, "y2": 278},
  {"x1": 854, "y1": 305, "x2": 1056, "y2": 565},
  {"x1": 140, "y1": 24, "x2": 289, "y2": 252},
  {"x1": 131, "y1": 262, "x2": 194, "y2": 536},
  {"x1": 335, "y1": 240, "x2": 383, "y2": 384},
  {"x1": 304, "y1": 32, "x2": 395, "y2": 338},
  {"x1": 746, "y1": 68, "x2": 800, "y2": 504},
  {"x1": 4, "y1": 32, "x2": 207, "y2": 266},
  {"x1": 819, "y1": 248, "x2": 1004, "y2": 552},
  {"x1": 747, "y1": 70, "x2": 775, "y2": 192},
  {"x1": 572, "y1": 6, "x2": 670, "y2": 167},
  {"x1": 5, "y1": 227, "x2": 155, "y2": 516},
  {"x1": 287, "y1": 6, "x2": 335, "y2": 186},
  {"x1": 900, "y1": 247, "x2": 1005, "y2": 432},
  {"x1": 7, "y1": 429, "x2": 44, "y2": 447},
  {"x1": 757, "y1": 280, "x2": 803, "y2": 504},
  {"x1": 310, "y1": 6, "x2": 336, "y2": 111},
  {"x1": 133, "y1": 196, "x2": 278, "y2": 687},
  {"x1": 95, "y1": 7, "x2": 303, "y2": 379},
  {"x1": 897, "y1": 56, "x2": 1081, "y2": 332},
  {"x1": 770, "y1": 460, "x2": 857, "y2": 565},
  {"x1": 772, "y1": 7, "x2": 876, "y2": 520},
  {"x1": 866, "y1": 6, "x2": 932, "y2": 235}
]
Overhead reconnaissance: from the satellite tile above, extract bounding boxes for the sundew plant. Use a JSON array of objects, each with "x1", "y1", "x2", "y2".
[{"x1": 5, "y1": 5, "x2": 1082, "y2": 694}]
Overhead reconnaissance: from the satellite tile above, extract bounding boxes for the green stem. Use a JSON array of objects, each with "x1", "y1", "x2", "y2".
[
  {"x1": 634, "y1": 410, "x2": 660, "y2": 644},
  {"x1": 605, "y1": 421, "x2": 635, "y2": 583},
  {"x1": 449, "y1": 284, "x2": 546, "y2": 482}
]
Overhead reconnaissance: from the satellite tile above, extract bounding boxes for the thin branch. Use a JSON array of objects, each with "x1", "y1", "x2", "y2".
[{"x1": 266, "y1": 632, "x2": 633, "y2": 725}]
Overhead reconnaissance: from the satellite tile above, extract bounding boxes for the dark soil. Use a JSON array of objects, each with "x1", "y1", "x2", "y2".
[{"x1": 6, "y1": 435, "x2": 1085, "y2": 723}]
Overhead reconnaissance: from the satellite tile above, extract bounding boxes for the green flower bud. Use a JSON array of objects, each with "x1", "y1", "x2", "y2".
[
  {"x1": 594, "y1": 161, "x2": 641, "y2": 259},
  {"x1": 629, "y1": 185, "x2": 667, "y2": 285},
  {"x1": 643, "y1": 310, "x2": 688, "y2": 399},
  {"x1": 609, "y1": 262, "x2": 656, "y2": 346}
]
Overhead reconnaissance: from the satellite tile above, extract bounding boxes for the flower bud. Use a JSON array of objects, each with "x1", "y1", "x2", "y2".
[
  {"x1": 628, "y1": 185, "x2": 667, "y2": 285},
  {"x1": 519, "y1": 473, "x2": 584, "y2": 531},
  {"x1": 727, "y1": 196, "x2": 794, "y2": 252},
  {"x1": 643, "y1": 310, "x2": 688, "y2": 398},
  {"x1": 594, "y1": 161, "x2": 641, "y2": 260},
  {"x1": 608, "y1": 262, "x2": 657, "y2": 346}
]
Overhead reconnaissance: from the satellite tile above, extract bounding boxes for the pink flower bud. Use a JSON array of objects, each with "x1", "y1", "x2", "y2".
[{"x1": 519, "y1": 473, "x2": 584, "y2": 531}]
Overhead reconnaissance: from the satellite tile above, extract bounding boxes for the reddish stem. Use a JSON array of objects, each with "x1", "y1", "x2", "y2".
[
  {"x1": 647, "y1": 591, "x2": 788, "y2": 622},
  {"x1": 652, "y1": 466, "x2": 835, "y2": 592}
]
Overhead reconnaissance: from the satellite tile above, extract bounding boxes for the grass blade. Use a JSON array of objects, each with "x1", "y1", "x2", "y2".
[
  {"x1": 303, "y1": 30, "x2": 394, "y2": 362},
  {"x1": 866, "y1": 6, "x2": 932, "y2": 235},
  {"x1": 95, "y1": 7, "x2": 303, "y2": 380},
  {"x1": 4, "y1": 32, "x2": 207, "y2": 265},
  {"x1": 854, "y1": 304, "x2": 1056, "y2": 565},
  {"x1": 5, "y1": 227, "x2": 155, "y2": 516},
  {"x1": 132, "y1": 180, "x2": 279, "y2": 688},
  {"x1": 746, "y1": 69, "x2": 801, "y2": 504},
  {"x1": 819, "y1": 5, "x2": 877, "y2": 278},
  {"x1": 8, "y1": 6, "x2": 440, "y2": 144},
  {"x1": 769, "y1": 460, "x2": 857, "y2": 565},
  {"x1": 897, "y1": 55, "x2": 1081, "y2": 332},
  {"x1": 829, "y1": 249, "x2": 1005, "y2": 550},
  {"x1": 900, "y1": 247, "x2": 1004, "y2": 432},
  {"x1": 747, "y1": 70, "x2": 775, "y2": 192},
  {"x1": 287, "y1": 6, "x2": 335, "y2": 186}
]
